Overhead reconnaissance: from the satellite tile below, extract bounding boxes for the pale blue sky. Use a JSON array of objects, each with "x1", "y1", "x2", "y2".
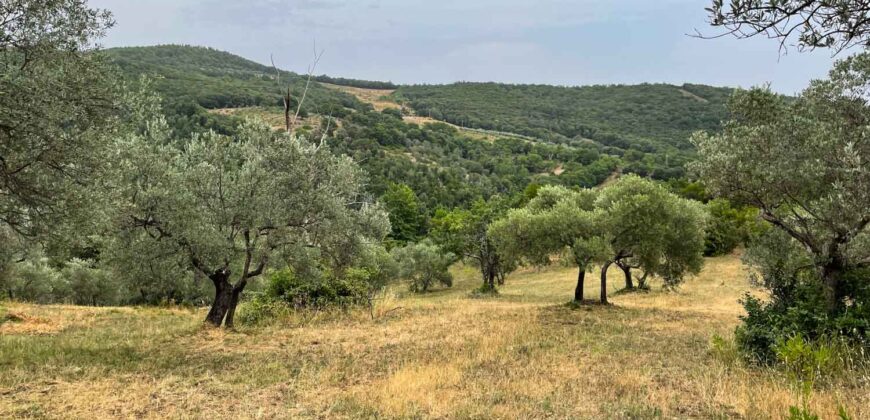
[{"x1": 91, "y1": 0, "x2": 842, "y2": 94}]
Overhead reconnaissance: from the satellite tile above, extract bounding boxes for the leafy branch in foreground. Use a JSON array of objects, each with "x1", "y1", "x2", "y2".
[{"x1": 701, "y1": 0, "x2": 870, "y2": 53}]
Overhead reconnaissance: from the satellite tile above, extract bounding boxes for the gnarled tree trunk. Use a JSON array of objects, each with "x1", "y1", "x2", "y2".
[
  {"x1": 223, "y1": 288, "x2": 243, "y2": 328},
  {"x1": 820, "y1": 252, "x2": 847, "y2": 314},
  {"x1": 618, "y1": 262, "x2": 634, "y2": 289},
  {"x1": 205, "y1": 275, "x2": 248, "y2": 327},
  {"x1": 574, "y1": 268, "x2": 585, "y2": 302},
  {"x1": 637, "y1": 270, "x2": 649, "y2": 289},
  {"x1": 205, "y1": 271, "x2": 233, "y2": 326},
  {"x1": 600, "y1": 261, "x2": 612, "y2": 304}
]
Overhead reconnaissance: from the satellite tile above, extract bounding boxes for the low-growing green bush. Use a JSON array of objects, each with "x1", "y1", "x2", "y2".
[
  {"x1": 266, "y1": 268, "x2": 369, "y2": 308},
  {"x1": 703, "y1": 198, "x2": 765, "y2": 256},
  {"x1": 735, "y1": 231, "x2": 869, "y2": 363},
  {"x1": 235, "y1": 293, "x2": 293, "y2": 326},
  {"x1": 391, "y1": 240, "x2": 454, "y2": 293},
  {"x1": 63, "y1": 259, "x2": 121, "y2": 306}
]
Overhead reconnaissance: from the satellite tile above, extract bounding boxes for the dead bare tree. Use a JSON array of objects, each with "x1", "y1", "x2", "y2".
[{"x1": 270, "y1": 42, "x2": 325, "y2": 133}]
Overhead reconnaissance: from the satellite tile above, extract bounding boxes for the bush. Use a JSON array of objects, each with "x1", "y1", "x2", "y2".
[
  {"x1": 735, "y1": 230, "x2": 869, "y2": 363},
  {"x1": 0, "y1": 258, "x2": 64, "y2": 303},
  {"x1": 62, "y1": 259, "x2": 121, "y2": 306},
  {"x1": 236, "y1": 293, "x2": 293, "y2": 326},
  {"x1": 391, "y1": 240, "x2": 454, "y2": 293},
  {"x1": 266, "y1": 268, "x2": 369, "y2": 309},
  {"x1": 704, "y1": 198, "x2": 765, "y2": 256}
]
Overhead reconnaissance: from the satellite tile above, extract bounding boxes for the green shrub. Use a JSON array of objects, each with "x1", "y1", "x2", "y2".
[
  {"x1": 773, "y1": 335, "x2": 839, "y2": 385},
  {"x1": 703, "y1": 198, "x2": 765, "y2": 256},
  {"x1": 785, "y1": 405, "x2": 820, "y2": 420},
  {"x1": 735, "y1": 231, "x2": 869, "y2": 362},
  {"x1": 266, "y1": 268, "x2": 368, "y2": 308},
  {"x1": 62, "y1": 259, "x2": 120, "y2": 306},
  {"x1": 391, "y1": 241, "x2": 453, "y2": 293},
  {"x1": 236, "y1": 293, "x2": 292, "y2": 326}
]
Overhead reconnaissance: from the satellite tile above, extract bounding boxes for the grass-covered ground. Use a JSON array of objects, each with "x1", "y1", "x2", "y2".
[{"x1": 1, "y1": 254, "x2": 867, "y2": 419}]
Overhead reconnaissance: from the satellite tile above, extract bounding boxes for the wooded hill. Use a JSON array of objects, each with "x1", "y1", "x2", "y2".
[
  {"x1": 395, "y1": 82, "x2": 733, "y2": 178},
  {"x1": 105, "y1": 45, "x2": 732, "y2": 207}
]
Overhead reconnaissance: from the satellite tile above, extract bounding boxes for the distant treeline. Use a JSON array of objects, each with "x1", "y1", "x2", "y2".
[{"x1": 313, "y1": 74, "x2": 398, "y2": 90}]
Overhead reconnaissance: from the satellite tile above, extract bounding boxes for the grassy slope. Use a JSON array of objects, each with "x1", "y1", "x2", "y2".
[{"x1": 1, "y1": 254, "x2": 867, "y2": 419}]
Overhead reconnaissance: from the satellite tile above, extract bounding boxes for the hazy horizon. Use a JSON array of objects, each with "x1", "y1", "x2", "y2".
[{"x1": 92, "y1": 0, "x2": 844, "y2": 94}]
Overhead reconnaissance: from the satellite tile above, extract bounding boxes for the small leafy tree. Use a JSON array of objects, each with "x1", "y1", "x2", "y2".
[
  {"x1": 430, "y1": 197, "x2": 513, "y2": 292},
  {"x1": 381, "y1": 183, "x2": 425, "y2": 244},
  {"x1": 62, "y1": 259, "x2": 119, "y2": 306},
  {"x1": 490, "y1": 185, "x2": 609, "y2": 302},
  {"x1": 391, "y1": 240, "x2": 453, "y2": 293},
  {"x1": 595, "y1": 175, "x2": 707, "y2": 302},
  {"x1": 112, "y1": 114, "x2": 389, "y2": 327},
  {"x1": 704, "y1": 198, "x2": 765, "y2": 256}
]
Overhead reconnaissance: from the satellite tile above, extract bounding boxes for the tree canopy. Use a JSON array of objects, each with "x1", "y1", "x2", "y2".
[
  {"x1": 692, "y1": 52, "x2": 870, "y2": 312},
  {"x1": 490, "y1": 185, "x2": 607, "y2": 302},
  {"x1": 111, "y1": 110, "x2": 390, "y2": 326},
  {"x1": 1, "y1": 0, "x2": 117, "y2": 238}
]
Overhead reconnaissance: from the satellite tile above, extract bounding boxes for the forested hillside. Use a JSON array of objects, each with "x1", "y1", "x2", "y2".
[
  {"x1": 395, "y1": 82, "x2": 732, "y2": 177},
  {"x1": 396, "y1": 82, "x2": 731, "y2": 149},
  {"x1": 107, "y1": 47, "x2": 732, "y2": 182},
  {"x1": 106, "y1": 45, "x2": 367, "y2": 136},
  {"x1": 105, "y1": 45, "x2": 622, "y2": 211}
]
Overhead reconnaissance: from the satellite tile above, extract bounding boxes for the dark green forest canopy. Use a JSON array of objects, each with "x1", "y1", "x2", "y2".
[
  {"x1": 106, "y1": 45, "x2": 363, "y2": 110},
  {"x1": 395, "y1": 82, "x2": 732, "y2": 150},
  {"x1": 105, "y1": 45, "x2": 367, "y2": 136}
]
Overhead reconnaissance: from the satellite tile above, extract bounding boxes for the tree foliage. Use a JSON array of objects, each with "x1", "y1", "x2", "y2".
[
  {"x1": 0, "y1": 0, "x2": 117, "y2": 238},
  {"x1": 705, "y1": 0, "x2": 870, "y2": 53},
  {"x1": 691, "y1": 52, "x2": 870, "y2": 312},
  {"x1": 430, "y1": 197, "x2": 515, "y2": 292},
  {"x1": 391, "y1": 240, "x2": 453, "y2": 293},
  {"x1": 490, "y1": 185, "x2": 608, "y2": 301},
  {"x1": 595, "y1": 175, "x2": 707, "y2": 301},
  {"x1": 111, "y1": 108, "x2": 389, "y2": 327},
  {"x1": 381, "y1": 183, "x2": 425, "y2": 244},
  {"x1": 704, "y1": 198, "x2": 765, "y2": 256}
]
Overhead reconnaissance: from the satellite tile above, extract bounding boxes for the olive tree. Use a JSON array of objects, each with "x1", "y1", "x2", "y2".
[
  {"x1": 391, "y1": 240, "x2": 454, "y2": 293},
  {"x1": 1, "y1": 0, "x2": 117, "y2": 239},
  {"x1": 112, "y1": 116, "x2": 390, "y2": 327},
  {"x1": 595, "y1": 175, "x2": 707, "y2": 303},
  {"x1": 489, "y1": 185, "x2": 609, "y2": 302},
  {"x1": 691, "y1": 53, "x2": 870, "y2": 313},
  {"x1": 430, "y1": 197, "x2": 513, "y2": 292}
]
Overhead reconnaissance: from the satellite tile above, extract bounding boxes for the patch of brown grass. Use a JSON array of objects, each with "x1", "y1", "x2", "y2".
[
  {"x1": 207, "y1": 107, "x2": 324, "y2": 133},
  {"x1": 320, "y1": 83, "x2": 398, "y2": 112},
  {"x1": 0, "y1": 304, "x2": 107, "y2": 335}
]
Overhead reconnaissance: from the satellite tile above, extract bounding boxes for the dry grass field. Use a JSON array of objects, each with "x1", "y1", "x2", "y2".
[
  {"x1": 1, "y1": 253, "x2": 867, "y2": 419},
  {"x1": 320, "y1": 83, "x2": 400, "y2": 112}
]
